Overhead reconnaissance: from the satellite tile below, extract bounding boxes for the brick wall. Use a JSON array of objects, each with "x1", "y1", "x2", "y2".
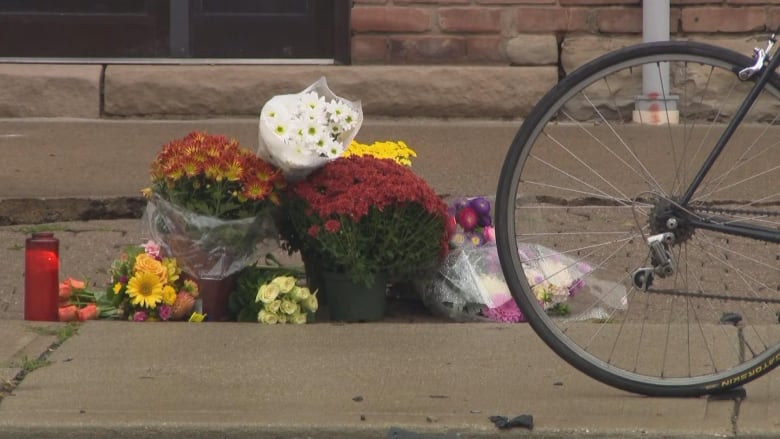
[{"x1": 351, "y1": 0, "x2": 780, "y2": 64}]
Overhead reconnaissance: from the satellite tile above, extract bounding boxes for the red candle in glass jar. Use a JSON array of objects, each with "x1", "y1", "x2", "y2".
[{"x1": 24, "y1": 232, "x2": 59, "y2": 321}]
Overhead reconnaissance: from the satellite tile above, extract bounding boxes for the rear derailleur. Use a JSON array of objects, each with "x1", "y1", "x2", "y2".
[{"x1": 632, "y1": 232, "x2": 675, "y2": 290}]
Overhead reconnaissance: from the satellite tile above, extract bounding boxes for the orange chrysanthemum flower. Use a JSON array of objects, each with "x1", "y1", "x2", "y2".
[{"x1": 149, "y1": 131, "x2": 286, "y2": 219}]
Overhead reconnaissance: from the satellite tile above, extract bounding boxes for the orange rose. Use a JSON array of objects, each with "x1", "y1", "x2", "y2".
[
  {"x1": 58, "y1": 277, "x2": 86, "y2": 300},
  {"x1": 58, "y1": 305, "x2": 79, "y2": 322},
  {"x1": 134, "y1": 253, "x2": 167, "y2": 283},
  {"x1": 58, "y1": 283, "x2": 72, "y2": 300},
  {"x1": 77, "y1": 303, "x2": 99, "y2": 321}
]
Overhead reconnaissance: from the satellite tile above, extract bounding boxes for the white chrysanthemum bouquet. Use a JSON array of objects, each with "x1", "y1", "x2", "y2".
[{"x1": 258, "y1": 77, "x2": 363, "y2": 181}]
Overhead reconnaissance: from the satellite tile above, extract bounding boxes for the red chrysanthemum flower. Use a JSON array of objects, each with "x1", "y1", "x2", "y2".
[{"x1": 282, "y1": 155, "x2": 449, "y2": 286}]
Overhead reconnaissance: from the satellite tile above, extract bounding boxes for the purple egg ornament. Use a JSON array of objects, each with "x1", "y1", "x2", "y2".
[{"x1": 468, "y1": 197, "x2": 491, "y2": 216}]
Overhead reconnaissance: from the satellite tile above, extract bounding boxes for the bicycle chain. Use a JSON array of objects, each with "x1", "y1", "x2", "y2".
[
  {"x1": 690, "y1": 204, "x2": 780, "y2": 219},
  {"x1": 645, "y1": 287, "x2": 780, "y2": 304}
]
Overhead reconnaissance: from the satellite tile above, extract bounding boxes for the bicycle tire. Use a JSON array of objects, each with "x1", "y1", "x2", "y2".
[{"x1": 496, "y1": 41, "x2": 780, "y2": 397}]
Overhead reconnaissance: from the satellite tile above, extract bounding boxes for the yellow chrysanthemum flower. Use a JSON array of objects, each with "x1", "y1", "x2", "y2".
[
  {"x1": 127, "y1": 272, "x2": 164, "y2": 309},
  {"x1": 113, "y1": 282, "x2": 122, "y2": 294},
  {"x1": 162, "y1": 258, "x2": 180, "y2": 284},
  {"x1": 162, "y1": 285, "x2": 177, "y2": 305},
  {"x1": 344, "y1": 140, "x2": 417, "y2": 166}
]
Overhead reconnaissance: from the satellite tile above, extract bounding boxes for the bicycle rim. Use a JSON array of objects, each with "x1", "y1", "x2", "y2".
[{"x1": 496, "y1": 41, "x2": 780, "y2": 396}]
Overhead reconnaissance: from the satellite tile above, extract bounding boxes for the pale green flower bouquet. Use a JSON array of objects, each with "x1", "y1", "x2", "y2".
[
  {"x1": 227, "y1": 264, "x2": 318, "y2": 323},
  {"x1": 255, "y1": 275, "x2": 318, "y2": 324}
]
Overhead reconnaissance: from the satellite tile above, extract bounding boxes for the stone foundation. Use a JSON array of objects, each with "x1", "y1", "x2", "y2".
[{"x1": 0, "y1": 35, "x2": 773, "y2": 119}]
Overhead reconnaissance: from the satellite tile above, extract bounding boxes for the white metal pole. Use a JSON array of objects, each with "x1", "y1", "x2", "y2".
[{"x1": 634, "y1": 0, "x2": 677, "y2": 124}]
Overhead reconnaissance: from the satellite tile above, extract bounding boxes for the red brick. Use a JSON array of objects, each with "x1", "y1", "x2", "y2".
[
  {"x1": 389, "y1": 36, "x2": 466, "y2": 63},
  {"x1": 769, "y1": 7, "x2": 780, "y2": 30},
  {"x1": 560, "y1": 0, "x2": 639, "y2": 5},
  {"x1": 475, "y1": 0, "x2": 555, "y2": 4},
  {"x1": 351, "y1": 36, "x2": 388, "y2": 63},
  {"x1": 466, "y1": 36, "x2": 506, "y2": 62},
  {"x1": 727, "y1": 0, "x2": 777, "y2": 4},
  {"x1": 351, "y1": 7, "x2": 432, "y2": 33},
  {"x1": 353, "y1": 0, "x2": 388, "y2": 4},
  {"x1": 670, "y1": 0, "x2": 716, "y2": 4},
  {"x1": 514, "y1": 7, "x2": 590, "y2": 32},
  {"x1": 670, "y1": 8, "x2": 681, "y2": 33},
  {"x1": 394, "y1": 0, "x2": 471, "y2": 4},
  {"x1": 681, "y1": 7, "x2": 766, "y2": 33},
  {"x1": 565, "y1": 8, "x2": 592, "y2": 32},
  {"x1": 596, "y1": 7, "x2": 642, "y2": 33},
  {"x1": 439, "y1": 8, "x2": 502, "y2": 33}
]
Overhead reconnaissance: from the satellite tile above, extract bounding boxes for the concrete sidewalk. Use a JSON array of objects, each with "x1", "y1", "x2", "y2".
[
  {"x1": 0, "y1": 118, "x2": 778, "y2": 438},
  {"x1": 3, "y1": 320, "x2": 774, "y2": 439}
]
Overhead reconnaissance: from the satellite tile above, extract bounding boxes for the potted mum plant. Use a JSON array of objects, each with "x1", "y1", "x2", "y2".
[
  {"x1": 281, "y1": 155, "x2": 449, "y2": 321},
  {"x1": 143, "y1": 131, "x2": 286, "y2": 321}
]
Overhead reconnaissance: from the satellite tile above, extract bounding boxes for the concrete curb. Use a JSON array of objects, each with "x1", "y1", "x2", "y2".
[
  {"x1": 0, "y1": 64, "x2": 557, "y2": 119},
  {"x1": 0, "y1": 197, "x2": 145, "y2": 226},
  {"x1": 103, "y1": 65, "x2": 557, "y2": 119}
]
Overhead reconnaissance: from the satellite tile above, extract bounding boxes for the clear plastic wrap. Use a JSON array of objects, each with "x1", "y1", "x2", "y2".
[
  {"x1": 142, "y1": 196, "x2": 279, "y2": 279},
  {"x1": 258, "y1": 77, "x2": 363, "y2": 181},
  {"x1": 419, "y1": 244, "x2": 511, "y2": 322},
  {"x1": 419, "y1": 242, "x2": 627, "y2": 323}
]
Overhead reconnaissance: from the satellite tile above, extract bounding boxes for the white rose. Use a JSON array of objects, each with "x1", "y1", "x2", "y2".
[
  {"x1": 290, "y1": 312, "x2": 308, "y2": 325},
  {"x1": 291, "y1": 286, "x2": 311, "y2": 302},
  {"x1": 302, "y1": 295, "x2": 319, "y2": 313},
  {"x1": 256, "y1": 283, "x2": 281, "y2": 304},
  {"x1": 280, "y1": 299, "x2": 300, "y2": 315},
  {"x1": 257, "y1": 309, "x2": 279, "y2": 325},
  {"x1": 266, "y1": 299, "x2": 281, "y2": 314},
  {"x1": 272, "y1": 276, "x2": 297, "y2": 294}
]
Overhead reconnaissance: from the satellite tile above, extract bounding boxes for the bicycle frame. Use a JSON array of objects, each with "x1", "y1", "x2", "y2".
[{"x1": 678, "y1": 33, "x2": 780, "y2": 244}]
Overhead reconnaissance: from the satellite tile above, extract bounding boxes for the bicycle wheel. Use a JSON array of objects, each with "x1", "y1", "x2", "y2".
[{"x1": 496, "y1": 41, "x2": 780, "y2": 396}]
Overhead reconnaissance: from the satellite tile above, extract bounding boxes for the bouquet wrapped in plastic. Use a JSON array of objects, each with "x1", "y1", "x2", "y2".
[
  {"x1": 143, "y1": 131, "x2": 287, "y2": 280},
  {"x1": 419, "y1": 242, "x2": 621, "y2": 323},
  {"x1": 419, "y1": 196, "x2": 627, "y2": 323},
  {"x1": 143, "y1": 196, "x2": 279, "y2": 279},
  {"x1": 258, "y1": 77, "x2": 363, "y2": 181}
]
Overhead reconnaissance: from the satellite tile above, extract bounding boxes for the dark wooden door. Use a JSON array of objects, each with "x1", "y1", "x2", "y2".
[
  {"x1": 188, "y1": 0, "x2": 349, "y2": 61},
  {"x1": 0, "y1": 0, "x2": 169, "y2": 57},
  {"x1": 0, "y1": 0, "x2": 350, "y2": 62}
]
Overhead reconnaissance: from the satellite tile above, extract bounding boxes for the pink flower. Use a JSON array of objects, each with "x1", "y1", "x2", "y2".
[
  {"x1": 132, "y1": 311, "x2": 148, "y2": 322},
  {"x1": 483, "y1": 300, "x2": 525, "y2": 323},
  {"x1": 568, "y1": 278, "x2": 585, "y2": 295},
  {"x1": 158, "y1": 304, "x2": 172, "y2": 321},
  {"x1": 483, "y1": 226, "x2": 495, "y2": 243},
  {"x1": 142, "y1": 240, "x2": 161, "y2": 259}
]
